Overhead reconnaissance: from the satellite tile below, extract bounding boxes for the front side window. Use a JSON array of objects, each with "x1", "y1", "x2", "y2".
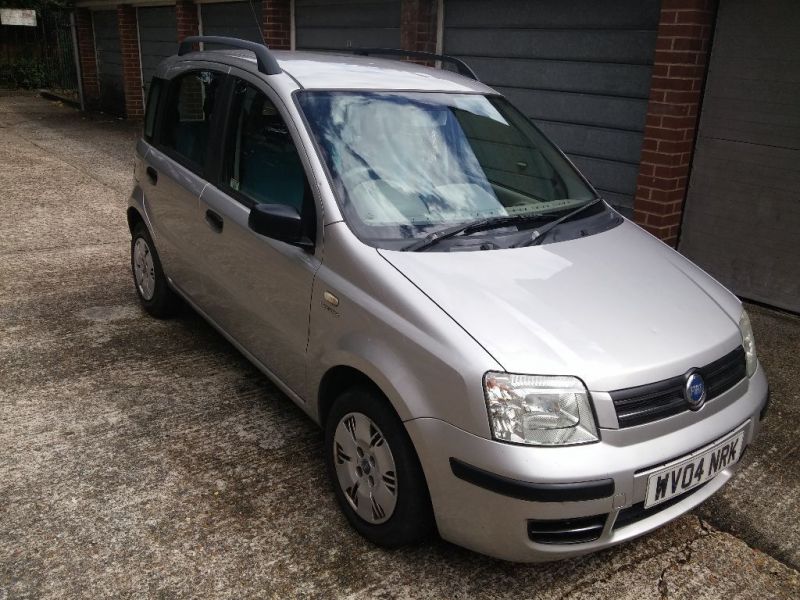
[
  {"x1": 223, "y1": 80, "x2": 306, "y2": 212},
  {"x1": 160, "y1": 70, "x2": 224, "y2": 169},
  {"x1": 298, "y1": 91, "x2": 610, "y2": 249}
]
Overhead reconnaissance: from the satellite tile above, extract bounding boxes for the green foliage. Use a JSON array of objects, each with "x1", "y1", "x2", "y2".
[{"x1": 0, "y1": 58, "x2": 48, "y2": 89}]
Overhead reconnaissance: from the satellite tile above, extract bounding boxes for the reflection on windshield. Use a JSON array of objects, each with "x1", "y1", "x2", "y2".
[{"x1": 298, "y1": 91, "x2": 596, "y2": 243}]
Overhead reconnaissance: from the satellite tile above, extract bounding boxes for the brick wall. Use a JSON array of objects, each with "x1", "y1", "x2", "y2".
[
  {"x1": 633, "y1": 0, "x2": 715, "y2": 246},
  {"x1": 74, "y1": 8, "x2": 100, "y2": 107},
  {"x1": 117, "y1": 5, "x2": 144, "y2": 119},
  {"x1": 263, "y1": 0, "x2": 291, "y2": 50},
  {"x1": 176, "y1": 0, "x2": 199, "y2": 44},
  {"x1": 400, "y1": 0, "x2": 437, "y2": 54}
]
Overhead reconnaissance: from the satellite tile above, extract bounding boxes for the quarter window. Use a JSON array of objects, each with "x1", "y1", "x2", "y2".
[
  {"x1": 160, "y1": 70, "x2": 224, "y2": 169},
  {"x1": 143, "y1": 77, "x2": 163, "y2": 142},
  {"x1": 224, "y1": 80, "x2": 306, "y2": 212}
]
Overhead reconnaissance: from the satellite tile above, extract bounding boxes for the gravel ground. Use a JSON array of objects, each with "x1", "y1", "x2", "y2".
[{"x1": 1, "y1": 93, "x2": 798, "y2": 599}]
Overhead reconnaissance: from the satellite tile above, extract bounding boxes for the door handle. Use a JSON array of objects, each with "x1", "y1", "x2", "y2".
[
  {"x1": 205, "y1": 209, "x2": 224, "y2": 233},
  {"x1": 146, "y1": 166, "x2": 158, "y2": 185}
]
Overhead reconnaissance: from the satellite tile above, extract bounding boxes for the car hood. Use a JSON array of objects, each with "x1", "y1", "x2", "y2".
[{"x1": 378, "y1": 221, "x2": 743, "y2": 391}]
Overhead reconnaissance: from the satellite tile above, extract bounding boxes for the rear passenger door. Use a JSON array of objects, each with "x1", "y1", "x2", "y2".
[
  {"x1": 197, "y1": 76, "x2": 321, "y2": 397},
  {"x1": 144, "y1": 68, "x2": 226, "y2": 300}
]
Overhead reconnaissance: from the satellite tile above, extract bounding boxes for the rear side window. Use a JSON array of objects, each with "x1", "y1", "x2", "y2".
[
  {"x1": 223, "y1": 80, "x2": 306, "y2": 211},
  {"x1": 159, "y1": 70, "x2": 224, "y2": 169}
]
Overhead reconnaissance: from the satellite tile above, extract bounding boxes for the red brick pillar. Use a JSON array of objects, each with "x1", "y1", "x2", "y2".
[
  {"x1": 401, "y1": 0, "x2": 438, "y2": 53},
  {"x1": 633, "y1": 0, "x2": 715, "y2": 246},
  {"x1": 262, "y1": 0, "x2": 291, "y2": 50},
  {"x1": 74, "y1": 8, "x2": 100, "y2": 108},
  {"x1": 176, "y1": 0, "x2": 199, "y2": 44},
  {"x1": 117, "y1": 5, "x2": 144, "y2": 119}
]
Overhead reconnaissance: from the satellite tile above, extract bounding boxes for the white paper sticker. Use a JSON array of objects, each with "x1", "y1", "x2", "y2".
[{"x1": 0, "y1": 9, "x2": 37, "y2": 27}]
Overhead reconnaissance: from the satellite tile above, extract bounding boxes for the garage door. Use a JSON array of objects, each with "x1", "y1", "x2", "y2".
[
  {"x1": 678, "y1": 0, "x2": 800, "y2": 312},
  {"x1": 92, "y1": 10, "x2": 124, "y2": 116},
  {"x1": 138, "y1": 6, "x2": 176, "y2": 96},
  {"x1": 295, "y1": 0, "x2": 400, "y2": 50},
  {"x1": 443, "y1": 0, "x2": 660, "y2": 214},
  {"x1": 201, "y1": 2, "x2": 264, "y2": 43}
]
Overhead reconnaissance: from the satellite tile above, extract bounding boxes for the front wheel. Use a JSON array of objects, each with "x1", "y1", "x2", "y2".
[{"x1": 324, "y1": 386, "x2": 435, "y2": 547}]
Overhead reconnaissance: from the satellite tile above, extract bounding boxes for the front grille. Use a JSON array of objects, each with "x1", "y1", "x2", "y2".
[
  {"x1": 528, "y1": 514, "x2": 607, "y2": 545},
  {"x1": 610, "y1": 346, "x2": 746, "y2": 428},
  {"x1": 613, "y1": 481, "x2": 710, "y2": 530}
]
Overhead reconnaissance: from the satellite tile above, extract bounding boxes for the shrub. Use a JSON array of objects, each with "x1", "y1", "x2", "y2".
[{"x1": 0, "y1": 58, "x2": 48, "y2": 89}]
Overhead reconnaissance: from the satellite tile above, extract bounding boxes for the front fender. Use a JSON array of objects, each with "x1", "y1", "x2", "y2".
[{"x1": 306, "y1": 224, "x2": 500, "y2": 437}]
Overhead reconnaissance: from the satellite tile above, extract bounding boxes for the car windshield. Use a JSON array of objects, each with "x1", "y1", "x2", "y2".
[{"x1": 297, "y1": 91, "x2": 598, "y2": 247}]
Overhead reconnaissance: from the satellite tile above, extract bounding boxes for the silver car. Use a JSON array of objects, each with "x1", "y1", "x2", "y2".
[{"x1": 128, "y1": 37, "x2": 769, "y2": 562}]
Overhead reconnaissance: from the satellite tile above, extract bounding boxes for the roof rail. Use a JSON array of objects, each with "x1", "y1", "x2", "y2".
[
  {"x1": 177, "y1": 36, "x2": 282, "y2": 76},
  {"x1": 351, "y1": 48, "x2": 479, "y2": 81}
]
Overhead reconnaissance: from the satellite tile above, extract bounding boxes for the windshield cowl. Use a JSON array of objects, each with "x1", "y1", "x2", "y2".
[{"x1": 394, "y1": 201, "x2": 621, "y2": 252}]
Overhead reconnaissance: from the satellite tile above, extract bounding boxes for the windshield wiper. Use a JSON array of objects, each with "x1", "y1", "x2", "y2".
[
  {"x1": 402, "y1": 214, "x2": 550, "y2": 252},
  {"x1": 513, "y1": 199, "x2": 604, "y2": 248}
]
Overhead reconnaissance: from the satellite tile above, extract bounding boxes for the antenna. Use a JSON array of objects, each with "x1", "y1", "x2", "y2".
[{"x1": 248, "y1": 0, "x2": 267, "y2": 46}]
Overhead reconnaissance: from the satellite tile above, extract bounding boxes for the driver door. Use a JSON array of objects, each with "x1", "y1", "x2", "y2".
[{"x1": 197, "y1": 77, "x2": 321, "y2": 397}]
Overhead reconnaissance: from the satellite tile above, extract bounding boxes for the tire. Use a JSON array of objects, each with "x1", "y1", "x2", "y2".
[
  {"x1": 324, "y1": 386, "x2": 435, "y2": 547},
  {"x1": 130, "y1": 222, "x2": 180, "y2": 318}
]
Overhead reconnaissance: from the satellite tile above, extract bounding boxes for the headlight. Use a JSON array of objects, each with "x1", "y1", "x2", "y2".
[
  {"x1": 739, "y1": 310, "x2": 758, "y2": 377},
  {"x1": 484, "y1": 373, "x2": 598, "y2": 446}
]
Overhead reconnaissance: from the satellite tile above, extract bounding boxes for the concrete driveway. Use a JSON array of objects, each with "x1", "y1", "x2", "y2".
[{"x1": 1, "y1": 93, "x2": 798, "y2": 599}]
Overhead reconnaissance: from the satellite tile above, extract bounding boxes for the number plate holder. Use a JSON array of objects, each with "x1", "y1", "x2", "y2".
[{"x1": 644, "y1": 429, "x2": 746, "y2": 509}]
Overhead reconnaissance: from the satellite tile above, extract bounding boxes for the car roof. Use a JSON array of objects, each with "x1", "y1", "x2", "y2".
[{"x1": 170, "y1": 49, "x2": 496, "y2": 94}]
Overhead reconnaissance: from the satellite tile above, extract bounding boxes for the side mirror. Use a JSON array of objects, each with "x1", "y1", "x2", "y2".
[{"x1": 248, "y1": 203, "x2": 314, "y2": 250}]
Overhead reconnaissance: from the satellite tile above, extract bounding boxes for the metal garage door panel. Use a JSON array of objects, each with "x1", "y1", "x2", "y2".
[
  {"x1": 138, "y1": 6, "x2": 176, "y2": 95},
  {"x1": 201, "y1": 2, "x2": 264, "y2": 43},
  {"x1": 537, "y1": 122, "x2": 644, "y2": 165},
  {"x1": 679, "y1": 0, "x2": 800, "y2": 312},
  {"x1": 92, "y1": 10, "x2": 124, "y2": 116},
  {"x1": 466, "y1": 57, "x2": 652, "y2": 98},
  {"x1": 295, "y1": 0, "x2": 400, "y2": 50},
  {"x1": 445, "y1": 0, "x2": 659, "y2": 29},
  {"x1": 444, "y1": 0, "x2": 660, "y2": 214},
  {"x1": 444, "y1": 28, "x2": 657, "y2": 65}
]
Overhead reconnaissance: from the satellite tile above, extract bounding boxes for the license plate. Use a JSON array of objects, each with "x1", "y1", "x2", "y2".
[{"x1": 644, "y1": 430, "x2": 745, "y2": 509}]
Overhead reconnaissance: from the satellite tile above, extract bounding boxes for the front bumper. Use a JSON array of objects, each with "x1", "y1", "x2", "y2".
[{"x1": 405, "y1": 365, "x2": 768, "y2": 562}]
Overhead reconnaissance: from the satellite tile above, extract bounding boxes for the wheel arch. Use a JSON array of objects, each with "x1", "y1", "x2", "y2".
[
  {"x1": 317, "y1": 365, "x2": 390, "y2": 427},
  {"x1": 127, "y1": 206, "x2": 146, "y2": 234}
]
